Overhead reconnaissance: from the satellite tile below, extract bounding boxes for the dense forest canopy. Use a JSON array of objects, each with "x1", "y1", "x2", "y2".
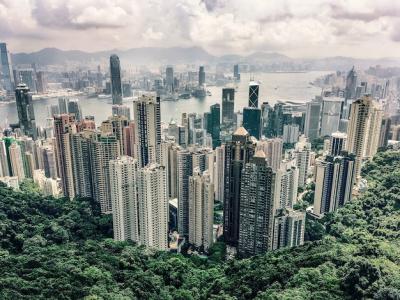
[{"x1": 0, "y1": 150, "x2": 399, "y2": 299}]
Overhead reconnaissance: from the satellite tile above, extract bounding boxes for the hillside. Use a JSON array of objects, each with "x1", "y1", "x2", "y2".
[{"x1": 0, "y1": 150, "x2": 399, "y2": 299}]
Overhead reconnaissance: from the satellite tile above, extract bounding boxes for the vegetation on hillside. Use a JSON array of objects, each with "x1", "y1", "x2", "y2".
[{"x1": 0, "y1": 150, "x2": 399, "y2": 299}]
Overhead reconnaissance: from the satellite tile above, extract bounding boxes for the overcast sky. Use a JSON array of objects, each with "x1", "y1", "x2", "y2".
[{"x1": 1, "y1": 0, "x2": 400, "y2": 58}]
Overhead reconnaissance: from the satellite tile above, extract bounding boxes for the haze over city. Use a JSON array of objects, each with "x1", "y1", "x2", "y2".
[{"x1": 2, "y1": 0, "x2": 400, "y2": 58}]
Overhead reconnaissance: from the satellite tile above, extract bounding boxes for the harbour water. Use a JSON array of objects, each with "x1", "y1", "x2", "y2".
[{"x1": 0, "y1": 71, "x2": 331, "y2": 127}]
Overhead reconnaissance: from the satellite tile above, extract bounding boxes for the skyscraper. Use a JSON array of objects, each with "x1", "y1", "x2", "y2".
[
  {"x1": 294, "y1": 137, "x2": 311, "y2": 188},
  {"x1": 256, "y1": 138, "x2": 283, "y2": 172},
  {"x1": 9, "y1": 142, "x2": 25, "y2": 180},
  {"x1": 198, "y1": 66, "x2": 205, "y2": 86},
  {"x1": 330, "y1": 132, "x2": 347, "y2": 156},
  {"x1": 222, "y1": 88, "x2": 235, "y2": 123},
  {"x1": 345, "y1": 67, "x2": 357, "y2": 104},
  {"x1": 214, "y1": 145, "x2": 225, "y2": 202},
  {"x1": 177, "y1": 147, "x2": 211, "y2": 236},
  {"x1": 0, "y1": 140, "x2": 10, "y2": 177},
  {"x1": 109, "y1": 156, "x2": 139, "y2": 242},
  {"x1": 110, "y1": 54, "x2": 123, "y2": 105},
  {"x1": 313, "y1": 152, "x2": 355, "y2": 217},
  {"x1": 58, "y1": 98, "x2": 69, "y2": 114},
  {"x1": 238, "y1": 150, "x2": 276, "y2": 257},
  {"x1": 304, "y1": 98, "x2": 322, "y2": 141},
  {"x1": 320, "y1": 97, "x2": 343, "y2": 137},
  {"x1": 137, "y1": 164, "x2": 168, "y2": 250},
  {"x1": 273, "y1": 208, "x2": 305, "y2": 250},
  {"x1": 233, "y1": 64, "x2": 240, "y2": 80},
  {"x1": 91, "y1": 134, "x2": 120, "y2": 214},
  {"x1": 276, "y1": 160, "x2": 299, "y2": 209},
  {"x1": 53, "y1": 114, "x2": 76, "y2": 198},
  {"x1": 188, "y1": 168, "x2": 214, "y2": 251},
  {"x1": 243, "y1": 107, "x2": 261, "y2": 140},
  {"x1": 15, "y1": 83, "x2": 37, "y2": 139},
  {"x1": 0, "y1": 43, "x2": 14, "y2": 94},
  {"x1": 67, "y1": 99, "x2": 82, "y2": 121},
  {"x1": 261, "y1": 102, "x2": 274, "y2": 137},
  {"x1": 207, "y1": 103, "x2": 221, "y2": 149},
  {"x1": 378, "y1": 117, "x2": 391, "y2": 148},
  {"x1": 133, "y1": 95, "x2": 161, "y2": 168},
  {"x1": 112, "y1": 105, "x2": 131, "y2": 120},
  {"x1": 223, "y1": 127, "x2": 256, "y2": 246},
  {"x1": 248, "y1": 81, "x2": 259, "y2": 108},
  {"x1": 165, "y1": 66, "x2": 174, "y2": 92},
  {"x1": 346, "y1": 96, "x2": 377, "y2": 183}
]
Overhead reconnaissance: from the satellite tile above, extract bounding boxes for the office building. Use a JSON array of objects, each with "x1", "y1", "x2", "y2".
[
  {"x1": 58, "y1": 98, "x2": 69, "y2": 114},
  {"x1": 273, "y1": 208, "x2": 305, "y2": 250},
  {"x1": 0, "y1": 43, "x2": 14, "y2": 93},
  {"x1": 238, "y1": 150, "x2": 276, "y2": 257},
  {"x1": 109, "y1": 156, "x2": 139, "y2": 242},
  {"x1": 304, "y1": 98, "x2": 321, "y2": 140},
  {"x1": 261, "y1": 102, "x2": 274, "y2": 138},
  {"x1": 320, "y1": 97, "x2": 343, "y2": 137},
  {"x1": 378, "y1": 118, "x2": 391, "y2": 148},
  {"x1": 110, "y1": 54, "x2": 123, "y2": 105},
  {"x1": 165, "y1": 66, "x2": 174, "y2": 92},
  {"x1": 223, "y1": 127, "x2": 256, "y2": 246},
  {"x1": 138, "y1": 164, "x2": 168, "y2": 250},
  {"x1": 67, "y1": 99, "x2": 82, "y2": 121},
  {"x1": 133, "y1": 95, "x2": 161, "y2": 167},
  {"x1": 248, "y1": 81, "x2": 259, "y2": 108},
  {"x1": 15, "y1": 83, "x2": 37, "y2": 139},
  {"x1": 243, "y1": 107, "x2": 261, "y2": 140},
  {"x1": 222, "y1": 88, "x2": 235, "y2": 123},
  {"x1": 206, "y1": 103, "x2": 221, "y2": 148},
  {"x1": 36, "y1": 71, "x2": 46, "y2": 94},
  {"x1": 91, "y1": 134, "x2": 120, "y2": 214},
  {"x1": 313, "y1": 152, "x2": 355, "y2": 217},
  {"x1": 15, "y1": 69, "x2": 36, "y2": 93},
  {"x1": 198, "y1": 66, "x2": 205, "y2": 86},
  {"x1": 188, "y1": 168, "x2": 214, "y2": 251},
  {"x1": 345, "y1": 67, "x2": 357, "y2": 104},
  {"x1": 233, "y1": 64, "x2": 240, "y2": 80}
]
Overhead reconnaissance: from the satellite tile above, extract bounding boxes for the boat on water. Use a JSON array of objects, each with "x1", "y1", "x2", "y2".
[{"x1": 178, "y1": 93, "x2": 191, "y2": 99}]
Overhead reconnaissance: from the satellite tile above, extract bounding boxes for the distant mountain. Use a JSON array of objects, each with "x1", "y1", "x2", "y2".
[{"x1": 11, "y1": 47, "x2": 400, "y2": 70}]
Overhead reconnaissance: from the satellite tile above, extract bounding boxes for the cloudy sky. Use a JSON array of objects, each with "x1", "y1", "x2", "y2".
[{"x1": 1, "y1": 0, "x2": 400, "y2": 58}]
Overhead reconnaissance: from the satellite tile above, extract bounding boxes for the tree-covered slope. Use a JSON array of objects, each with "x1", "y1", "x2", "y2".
[{"x1": 0, "y1": 150, "x2": 399, "y2": 300}]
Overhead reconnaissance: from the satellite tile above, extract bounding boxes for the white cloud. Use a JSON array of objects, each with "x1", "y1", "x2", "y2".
[{"x1": 0, "y1": 0, "x2": 400, "y2": 58}]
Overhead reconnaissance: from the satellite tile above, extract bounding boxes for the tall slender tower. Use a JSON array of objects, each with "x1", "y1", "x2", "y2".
[
  {"x1": 91, "y1": 134, "x2": 120, "y2": 214},
  {"x1": 133, "y1": 95, "x2": 161, "y2": 168},
  {"x1": 346, "y1": 96, "x2": 374, "y2": 183},
  {"x1": 53, "y1": 114, "x2": 76, "y2": 198},
  {"x1": 248, "y1": 81, "x2": 259, "y2": 108},
  {"x1": 188, "y1": 168, "x2": 214, "y2": 251},
  {"x1": 137, "y1": 164, "x2": 168, "y2": 250},
  {"x1": 109, "y1": 156, "x2": 139, "y2": 242},
  {"x1": 110, "y1": 54, "x2": 123, "y2": 105},
  {"x1": 15, "y1": 83, "x2": 37, "y2": 139},
  {"x1": 223, "y1": 127, "x2": 256, "y2": 246},
  {"x1": 222, "y1": 88, "x2": 235, "y2": 123},
  {"x1": 0, "y1": 43, "x2": 14, "y2": 94},
  {"x1": 198, "y1": 66, "x2": 205, "y2": 86},
  {"x1": 9, "y1": 142, "x2": 25, "y2": 180},
  {"x1": 238, "y1": 150, "x2": 276, "y2": 257}
]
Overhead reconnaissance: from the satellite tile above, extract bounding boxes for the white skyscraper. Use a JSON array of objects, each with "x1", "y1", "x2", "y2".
[
  {"x1": 137, "y1": 164, "x2": 168, "y2": 250},
  {"x1": 109, "y1": 156, "x2": 139, "y2": 242},
  {"x1": 283, "y1": 124, "x2": 299, "y2": 144},
  {"x1": 276, "y1": 160, "x2": 299, "y2": 209},
  {"x1": 188, "y1": 168, "x2": 214, "y2": 251},
  {"x1": 9, "y1": 142, "x2": 25, "y2": 180},
  {"x1": 320, "y1": 97, "x2": 343, "y2": 137},
  {"x1": 214, "y1": 145, "x2": 225, "y2": 202},
  {"x1": 133, "y1": 94, "x2": 161, "y2": 168},
  {"x1": 0, "y1": 140, "x2": 10, "y2": 177},
  {"x1": 294, "y1": 137, "x2": 311, "y2": 188}
]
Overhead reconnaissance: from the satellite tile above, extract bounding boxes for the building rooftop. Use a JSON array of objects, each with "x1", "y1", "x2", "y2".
[{"x1": 233, "y1": 126, "x2": 249, "y2": 136}]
